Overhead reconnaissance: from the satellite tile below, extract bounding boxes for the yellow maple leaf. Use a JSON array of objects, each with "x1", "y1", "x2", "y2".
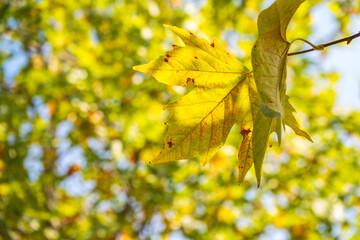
[{"x1": 134, "y1": 25, "x2": 260, "y2": 183}]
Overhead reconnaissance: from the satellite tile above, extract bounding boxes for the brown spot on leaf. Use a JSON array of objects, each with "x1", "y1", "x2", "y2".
[
  {"x1": 166, "y1": 54, "x2": 171, "y2": 58},
  {"x1": 183, "y1": 78, "x2": 195, "y2": 87},
  {"x1": 190, "y1": 32, "x2": 193, "y2": 35},
  {"x1": 210, "y1": 42, "x2": 215, "y2": 47},
  {"x1": 172, "y1": 44, "x2": 177, "y2": 48},
  {"x1": 164, "y1": 58, "x2": 169, "y2": 62},
  {"x1": 167, "y1": 141, "x2": 173, "y2": 148},
  {"x1": 194, "y1": 56, "x2": 198, "y2": 59},
  {"x1": 240, "y1": 129, "x2": 251, "y2": 137}
]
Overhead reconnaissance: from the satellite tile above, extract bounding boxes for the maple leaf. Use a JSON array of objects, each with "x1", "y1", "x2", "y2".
[
  {"x1": 251, "y1": 0, "x2": 312, "y2": 186},
  {"x1": 134, "y1": 25, "x2": 260, "y2": 182}
]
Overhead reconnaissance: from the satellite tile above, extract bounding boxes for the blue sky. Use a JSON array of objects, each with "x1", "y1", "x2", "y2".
[{"x1": 307, "y1": 3, "x2": 360, "y2": 111}]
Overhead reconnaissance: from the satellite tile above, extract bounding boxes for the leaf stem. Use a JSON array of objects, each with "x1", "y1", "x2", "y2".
[
  {"x1": 288, "y1": 32, "x2": 360, "y2": 56},
  {"x1": 290, "y1": 38, "x2": 324, "y2": 50}
]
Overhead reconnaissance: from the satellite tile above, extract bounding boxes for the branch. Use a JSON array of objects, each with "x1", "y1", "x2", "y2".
[{"x1": 288, "y1": 32, "x2": 360, "y2": 56}]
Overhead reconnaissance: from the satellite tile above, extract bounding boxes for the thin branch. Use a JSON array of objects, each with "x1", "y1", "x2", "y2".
[{"x1": 288, "y1": 32, "x2": 360, "y2": 56}]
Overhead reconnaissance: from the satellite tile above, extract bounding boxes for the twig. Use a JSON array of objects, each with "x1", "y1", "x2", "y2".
[{"x1": 288, "y1": 32, "x2": 360, "y2": 56}]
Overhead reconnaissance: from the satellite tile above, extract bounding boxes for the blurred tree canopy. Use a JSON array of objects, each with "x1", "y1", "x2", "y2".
[{"x1": 1, "y1": 0, "x2": 360, "y2": 239}]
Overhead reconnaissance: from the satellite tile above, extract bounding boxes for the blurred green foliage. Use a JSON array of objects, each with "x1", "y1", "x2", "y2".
[{"x1": 1, "y1": 0, "x2": 360, "y2": 239}]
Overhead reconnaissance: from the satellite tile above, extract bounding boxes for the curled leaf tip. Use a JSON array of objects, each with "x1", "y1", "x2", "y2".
[
  {"x1": 164, "y1": 24, "x2": 176, "y2": 31},
  {"x1": 163, "y1": 24, "x2": 173, "y2": 29},
  {"x1": 133, "y1": 65, "x2": 143, "y2": 72}
]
